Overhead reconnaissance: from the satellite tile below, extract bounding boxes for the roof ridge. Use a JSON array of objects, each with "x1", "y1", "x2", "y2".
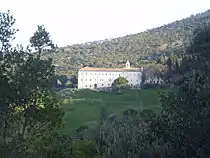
[{"x1": 79, "y1": 67, "x2": 141, "y2": 72}]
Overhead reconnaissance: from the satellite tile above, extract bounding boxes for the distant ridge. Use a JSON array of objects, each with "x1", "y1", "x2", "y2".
[{"x1": 43, "y1": 9, "x2": 210, "y2": 76}]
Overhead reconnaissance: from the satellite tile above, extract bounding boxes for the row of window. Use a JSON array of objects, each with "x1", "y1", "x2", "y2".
[
  {"x1": 84, "y1": 83, "x2": 140, "y2": 88},
  {"x1": 81, "y1": 78, "x2": 113, "y2": 81},
  {"x1": 84, "y1": 83, "x2": 111, "y2": 88},
  {"x1": 145, "y1": 80, "x2": 163, "y2": 84},
  {"x1": 81, "y1": 77, "x2": 140, "y2": 81},
  {"x1": 81, "y1": 78, "x2": 140, "y2": 82}
]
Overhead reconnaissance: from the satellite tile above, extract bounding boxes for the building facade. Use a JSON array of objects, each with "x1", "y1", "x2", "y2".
[{"x1": 78, "y1": 61, "x2": 143, "y2": 89}]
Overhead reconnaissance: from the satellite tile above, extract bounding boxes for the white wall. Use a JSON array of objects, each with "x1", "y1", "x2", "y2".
[
  {"x1": 78, "y1": 70, "x2": 142, "y2": 89},
  {"x1": 145, "y1": 77, "x2": 164, "y2": 84}
]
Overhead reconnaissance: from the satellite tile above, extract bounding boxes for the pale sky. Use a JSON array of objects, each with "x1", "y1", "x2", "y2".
[{"x1": 0, "y1": 0, "x2": 210, "y2": 47}]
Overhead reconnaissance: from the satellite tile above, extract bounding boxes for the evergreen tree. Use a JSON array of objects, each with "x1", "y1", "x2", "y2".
[
  {"x1": 153, "y1": 23, "x2": 210, "y2": 158},
  {"x1": 0, "y1": 11, "x2": 69, "y2": 157}
]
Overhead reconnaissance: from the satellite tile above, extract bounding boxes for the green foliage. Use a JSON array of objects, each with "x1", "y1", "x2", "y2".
[
  {"x1": 61, "y1": 23, "x2": 210, "y2": 158},
  {"x1": 100, "y1": 107, "x2": 108, "y2": 123},
  {"x1": 52, "y1": 74, "x2": 78, "y2": 89},
  {"x1": 112, "y1": 77, "x2": 129, "y2": 90},
  {"x1": 91, "y1": 109, "x2": 157, "y2": 158},
  {"x1": 2, "y1": 9, "x2": 210, "y2": 158},
  {"x1": 166, "y1": 57, "x2": 172, "y2": 72},
  {"x1": 30, "y1": 25, "x2": 54, "y2": 56},
  {"x1": 122, "y1": 107, "x2": 139, "y2": 119},
  {"x1": 31, "y1": 131, "x2": 72, "y2": 158},
  {"x1": 43, "y1": 10, "x2": 210, "y2": 77},
  {"x1": 72, "y1": 140, "x2": 97, "y2": 158},
  {"x1": 0, "y1": 10, "x2": 18, "y2": 53},
  {"x1": 59, "y1": 89, "x2": 163, "y2": 134},
  {"x1": 0, "y1": 11, "x2": 64, "y2": 157},
  {"x1": 151, "y1": 24, "x2": 210, "y2": 157}
]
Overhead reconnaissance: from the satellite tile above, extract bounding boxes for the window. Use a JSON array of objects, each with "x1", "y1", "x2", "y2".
[
  {"x1": 102, "y1": 84, "x2": 104, "y2": 86},
  {"x1": 90, "y1": 79, "x2": 92, "y2": 81},
  {"x1": 108, "y1": 84, "x2": 110, "y2": 86},
  {"x1": 85, "y1": 79, "x2": 87, "y2": 81},
  {"x1": 106, "y1": 73, "x2": 107, "y2": 75},
  {"x1": 81, "y1": 79, "x2": 83, "y2": 81},
  {"x1": 90, "y1": 85, "x2": 91, "y2": 87},
  {"x1": 85, "y1": 85, "x2": 87, "y2": 87}
]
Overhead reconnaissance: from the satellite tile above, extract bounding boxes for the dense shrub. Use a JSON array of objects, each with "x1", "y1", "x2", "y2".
[
  {"x1": 72, "y1": 140, "x2": 98, "y2": 158},
  {"x1": 142, "y1": 83, "x2": 170, "y2": 89}
]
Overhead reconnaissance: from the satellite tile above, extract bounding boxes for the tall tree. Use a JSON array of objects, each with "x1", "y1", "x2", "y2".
[
  {"x1": 175, "y1": 59, "x2": 179, "y2": 71},
  {"x1": 152, "y1": 23, "x2": 210, "y2": 157},
  {"x1": 166, "y1": 57, "x2": 173, "y2": 72},
  {"x1": 0, "y1": 10, "x2": 18, "y2": 53},
  {"x1": 30, "y1": 25, "x2": 54, "y2": 58},
  {"x1": 0, "y1": 11, "x2": 64, "y2": 157}
]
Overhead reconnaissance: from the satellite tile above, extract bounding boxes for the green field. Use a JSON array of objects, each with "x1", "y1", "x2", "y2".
[{"x1": 59, "y1": 88, "x2": 165, "y2": 134}]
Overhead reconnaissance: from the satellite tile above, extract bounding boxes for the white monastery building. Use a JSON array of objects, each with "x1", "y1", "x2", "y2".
[{"x1": 78, "y1": 61, "x2": 143, "y2": 89}]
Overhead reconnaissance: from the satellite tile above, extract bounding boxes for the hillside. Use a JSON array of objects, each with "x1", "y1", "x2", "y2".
[{"x1": 43, "y1": 10, "x2": 210, "y2": 76}]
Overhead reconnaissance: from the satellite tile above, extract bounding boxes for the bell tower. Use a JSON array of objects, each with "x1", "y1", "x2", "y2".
[{"x1": 125, "y1": 60, "x2": 130, "y2": 69}]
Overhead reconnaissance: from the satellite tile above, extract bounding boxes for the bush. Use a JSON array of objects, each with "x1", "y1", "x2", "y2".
[
  {"x1": 31, "y1": 132, "x2": 72, "y2": 158},
  {"x1": 142, "y1": 83, "x2": 170, "y2": 89},
  {"x1": 142, "y1": 83, "x2": 159, "y2": 89},
  {"x1": 112, "y1": 77, "x2": 129, "y2": 91},
  {"x1": 72, "y1": 140, "x2": 98, "y2": 158}
]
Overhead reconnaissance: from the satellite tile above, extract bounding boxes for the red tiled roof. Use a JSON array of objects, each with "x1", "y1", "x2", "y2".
[{"x1": 79, "y1": 67, "x2": 141, "y2": 72}]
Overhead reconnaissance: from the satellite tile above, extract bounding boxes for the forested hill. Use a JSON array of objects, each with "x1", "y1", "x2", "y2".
[{"x1": 43, "y1": 9, "x2": 210, "y2": 76}]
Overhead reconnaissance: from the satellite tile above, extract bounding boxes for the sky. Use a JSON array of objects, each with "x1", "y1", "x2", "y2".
[{"x1": 0, "y1": 0, "x2": 210, "y2": 47}]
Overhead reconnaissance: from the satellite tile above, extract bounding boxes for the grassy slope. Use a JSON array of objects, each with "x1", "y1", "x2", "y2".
[{"x1": 59, "y1": 89, "x2": 165, "y2": 134}]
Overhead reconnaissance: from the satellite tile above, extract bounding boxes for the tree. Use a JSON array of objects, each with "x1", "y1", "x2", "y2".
[
  {"x1": 91, "y1": 108, "x2": 156, "y2": 158},
  {"x1": 30, "y1": 25, "x2": 54, "y2": 58},
  {"x1": 70, "y1": 75, "x2": 78, "y2": 88},
  {"x1": 0, "y1": 10, "x2": 18, "y2": 53},
  {"x1": 175, "y1": 59, "x2": 179, "y2": 72},
  {"x1": 156, "y1": 57, "x2": 162, "y2": 64},
  {"x1": 141, "y1": 70, "x2": 146, "y2": 86},
  {"x1": 152, "y1": 24, "x2": 210, "y2": 157},
  {"x1": 0, "y1": 11, "x2": 64, "y2": 157},
  {"x1": 112, "y1": 76, "x2": 129, "y2": 90}
]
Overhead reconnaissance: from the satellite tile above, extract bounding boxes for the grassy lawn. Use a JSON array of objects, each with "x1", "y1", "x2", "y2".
[{"x1": 58, "y1": 88, "x2": 166, "y2": 134}]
